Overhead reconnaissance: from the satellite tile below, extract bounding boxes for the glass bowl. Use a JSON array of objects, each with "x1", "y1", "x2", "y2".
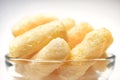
[{"x1": 5, "y1": 54, "x2": 115, "y2": 80}]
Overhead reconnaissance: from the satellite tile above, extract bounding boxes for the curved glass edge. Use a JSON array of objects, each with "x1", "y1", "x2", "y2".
[{"x1": 5, "y1": 53, "x2": 116, "y2": 63}]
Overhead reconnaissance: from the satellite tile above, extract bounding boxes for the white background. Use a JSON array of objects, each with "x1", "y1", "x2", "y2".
[{"x1": 0, "y1": 0, "x2": 120, "y2": 80}]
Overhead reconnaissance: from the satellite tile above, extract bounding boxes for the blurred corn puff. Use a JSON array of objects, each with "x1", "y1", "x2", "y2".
[
  {"x1": 9, "y1": 20, "x2": 68, "y2": 58},
  {"x1": 92, "y1": 53, "x2": 108, "y2": 71},
  {"x1": 77, "y1": 67, "x2": 98, "y2": 80},
  {"x1": 43, "y1": 70, "x2": 61, "y2": 80},
  {"x1": 21, "y1": 38, "x2": 70, "y2": 80},
  {"x1": 12, "y1": 14, "x2": 58, "y2": 36},
  {"x1": 32, "y1": 38, "x2": 70, "y2": 60},
  {"x1": 67, "y1": 22, "x2": 93, "y2": 48},
  {"x1": 56, "y1": 28, "x2": 113, "y2": 80},
  {"x1": 61, "y1": 18, "x2": 75, "y2": 31},
  {"x1": 71, "y1": 28, "x2": 113, "y2": 60}
]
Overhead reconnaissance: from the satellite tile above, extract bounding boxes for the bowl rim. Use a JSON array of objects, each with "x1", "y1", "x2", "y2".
[{"x1": 5, "y1": 53, "x2": 115, "y2": 63}]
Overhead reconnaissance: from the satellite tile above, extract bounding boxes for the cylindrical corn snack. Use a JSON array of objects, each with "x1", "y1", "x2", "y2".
[
  {"x1": 12, "y1": 14, "x2": 58, "y2": 36},
  {"x1": 9, "y1": 20, "x2": 68, "y2": 58},
  {"x1": 43, "y1": 70, "x2": 61, "y2": 80},
  {"x1": 56, "y1": 28, "x2": 113, "y2": 80},
  {"x1": 92, "y1": 53, "x2": 108, "y2": 71},
  {"x1": 67, "y1": 22, "x2": 93, "y2": 48},
  {"x1": 71, "y1": 28, "x2": 113, "y2": 60},
  {"x1": 32, "y1": 38, "x2": 70, "y2": 60},
  {"x1": 61, "y1": 18, "x2": 75, "y2": 31},
  {"x1": 77, "y1": 67, "x2": 98, "y2": 80},
  {"x1": 18, "y1": 38, "x2": 70, "y2": 80}
]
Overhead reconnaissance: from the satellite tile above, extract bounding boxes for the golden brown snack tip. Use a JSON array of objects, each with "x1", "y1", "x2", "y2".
[
  {"x1": 67, "y1": 22, "x2": 93, "y2": 48},
  {"x1": 12, "y1": 14, "x2": 58, "y2": 36},
  {"x1": 61, "y1": 18, "x2": 75, "y2": 31},
  {"x1": 92, "y1": 53, "x2": 108, "y2": 71},
  {"x1": 9, "y1": 20, "x2": 67, "y2": 58},
  {"x1": 20, "y1": 38, "x2": 70, "y2": 80},
  {"x1": 56, "y1": 28, "x2": 113, "y2": 80}
]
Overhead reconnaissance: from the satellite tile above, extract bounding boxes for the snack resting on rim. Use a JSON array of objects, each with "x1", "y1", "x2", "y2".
[
  {"x1": 8, "y1": 14, "x2": 114, "y2": 80},
  {"x1": 16, "y1": 38, "x2": 70, "y2": 80}
]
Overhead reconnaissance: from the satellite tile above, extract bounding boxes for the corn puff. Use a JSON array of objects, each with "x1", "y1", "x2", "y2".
[
  {"x1": 56, "y1": 28, "x2": 113, "y2": 80},
  {"x1": 32, "y1": 38, "x2": 70, "y2": 60},
  {"x1": 21, "y1": 38, "x2": 70, "y2": 80},
  {"x1": 67, "y1": 22, "x2": 93, "y2": 48},
  {"x1": 77, "y1": 67, "x2": 98, "y2": 80},
  {"x1": 61, "y1": 18, "x2": 75, "y2": 31},
  {"x1": 9, "y1": 20, "x2": 68, "y2": 58},
  {"x1": 43, "y1": 70, "x2": 61, "y2": 80},
  {"x1": 12, "y1": 14, "x2": 58, "y2": 36},
  {"x1": 92, "y1": 53, "x2": 108, "y2": 71}
]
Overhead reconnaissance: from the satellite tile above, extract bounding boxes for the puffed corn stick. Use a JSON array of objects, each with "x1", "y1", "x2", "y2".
[
  {"x1": 21, "y1": 38, "x2": 70, "y2": 80},
  {"x1": 71, "y1": 28, "x2": 113, "y2": 60},
  {"x1": 57, "y1": 28, "x2": 113, "y2": 80},
  {"x1": 67, "y1": 22, "x2": 93, "y2": 48},
  {"x1": 77, "y1": 67, "x2": 98, "y2": 80},
  {"x1": 43, "y1": 70, "x2": 61, "y2": 80},
  {"x1": 92, "y1": 53, "x2": 108, "y2": 71},
  {"x1": 32, "y1": 38, "x2": 70, "y2": 60},
  {"x1": 9, "y1": 20, "x2": 68, "y2": 58},
  {"x1": 61, "y1": 18, "x2": 75, "y2": 31},
  {"x1": 43, "y1": 63, "x2": 98, "y2": 80},
  {"x1": 12, "y1": 14, "x2": 58, "y2": 36}
]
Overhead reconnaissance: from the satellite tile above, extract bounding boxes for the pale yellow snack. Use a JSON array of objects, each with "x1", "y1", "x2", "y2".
[
  {"x1": 71, "y1": 28, "x2": 113, "y2": 60},
  {"x1": 32, "y1": 38, "x2": 70, "y2": 60},
  {"x1": 67, "y1": 22, "x2": 93, "y2": 48},
  {"x1": 20, "y1": 38, "x2": 70, "y2": 80},
  {"x1": 43, "y1": 70, "x2": 61, "y2": 80},
  {"x1": 9, "y1": 20, "x2": 68, "y2": 58},
  {"x1": 77, "y1": 67, "x2": 98, "y2": 80},
  {"x1": 12, "y1": 14, "x2": 58, "y2": 36},
  {"x1": 92, "y1": 53, "x2": 108, "y2": 71},
  {"x1": 61, "y1": 18, "x2": 75, "y2": 31},
  {"x1": 56, "y1": 28, "x2": 113, "y2": 80}
]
